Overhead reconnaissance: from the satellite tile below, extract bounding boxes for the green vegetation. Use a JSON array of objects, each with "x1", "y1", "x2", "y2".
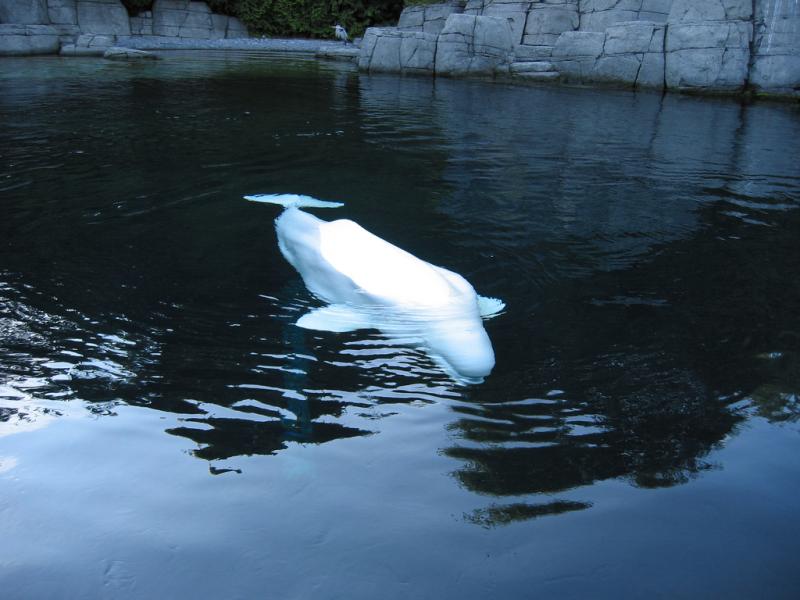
[
  {"x1": 121, "y1": 1, "x2": 405, "y2": 39},
  {"x1": 122, "y1": 0, "x2": 153, "y2": 12}
]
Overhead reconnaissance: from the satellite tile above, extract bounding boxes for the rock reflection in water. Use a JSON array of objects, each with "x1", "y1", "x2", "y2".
[{"x1": 442, "y1": 199, "x2": 799, "y2": 522}]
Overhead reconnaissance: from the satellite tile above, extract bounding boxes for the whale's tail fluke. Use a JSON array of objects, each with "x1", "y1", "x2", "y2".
[{"x1": 244, "y1": 193, "x2": 344, "y2": 209}]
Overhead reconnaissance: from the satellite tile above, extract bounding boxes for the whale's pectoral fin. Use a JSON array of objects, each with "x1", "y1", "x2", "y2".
[
  {"x1": 296, "y1": 304, "x2": 372, "y2": 333},
  {"x1": 478, "y1": 296, "x2": 505, "y2": 319}
]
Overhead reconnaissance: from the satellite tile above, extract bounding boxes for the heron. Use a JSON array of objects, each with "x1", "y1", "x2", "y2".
[{"x1": 333, "y1": 24, "x2": 349, "y2": 43}]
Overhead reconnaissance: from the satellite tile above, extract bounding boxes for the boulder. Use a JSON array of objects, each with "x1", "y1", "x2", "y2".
[
  {"x1": 398, "y1": 2, "x2": 465, "y2": 35},
  {"x1": 317, "y1": 46, "x2": 359, "y2": 61},
  {"x1": 579, "y1": 0, "x2": 676, "y2": 31},
  {"x1": 76, "y1": 32, "x2": 114, "y2": 47},
  {"x1": 523, "y1": 3, "x2": 579, "y2": 46},
  {"x1": 153, "y1": 0, "x2": 211, "y2": 38},
  {"x1": 639, "y1": 0, "x2": 674, "y2": 22},
  {"x1": 359, "y1": 27, "x2": 438, "y2": 74},
  {"x1": 580, "y1": 0, "x2": 641, "y2": 31},
  {"x1": 76, "y1": 0, "x2": 130, "y2": 35},
  {"x1": 225, "y1": 16, "x2": 248, "y2": 38},
  {"x1": 551, "y1": 30, "x2": 604, "y2": 81},
  {"x1": 552, "y1": 30, "x2": 605, "y2": 57},
  {"x1": 479, "y1": 2, "x2": 531, "y2": 44},
  {"x1": 130, "y1": 10, "x2": 153, "y2": 36},
  {"x1": 60, "y1": 43, "x2": 103, "y2": 55},
  {"x1": 47, "y1": 0, "x2": 77, "y2": 26},
  {"x1": 551, "y1": 22, "x2": 665, "y2": 89},
  {"x1": 665, "y1": 0, "x2": 752, "y2": 92},
  {"x1": 0, "y1": 0, "x2": 50, "y2": 24},
  {"x1": 435, "y1": 14, "x2": 514, "y2": 76},
  {"x1": 150, "y1": 0, "x2": 246, "y2": 39},
  {"x1": 0, "y1": 24, "x2": 60, "y2": 55},
  {"x1": 749, "y1": 0, "x2": 800, "y2": 94},
  {"x1": 597, "y1": 21, "x2": 666, "y2": 87},
  {"x1": 514, "y1": 43, "x2": 554, "y2": 60},
  {"x1": 667, "y1": 0, "x2": 751, "y2": 22}
]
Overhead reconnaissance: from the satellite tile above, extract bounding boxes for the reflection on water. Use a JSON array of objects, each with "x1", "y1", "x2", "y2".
[{"x1": 1, "y1": 52, "x2": 799, "y2": 589}]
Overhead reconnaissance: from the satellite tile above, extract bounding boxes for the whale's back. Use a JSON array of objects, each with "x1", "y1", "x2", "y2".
[{"x1": 319, "y1": 219, "x2": 460, "y2": 307}]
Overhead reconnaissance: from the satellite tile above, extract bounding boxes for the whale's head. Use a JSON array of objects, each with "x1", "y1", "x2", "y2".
[{"x1": 422, "y1": 314, "x2": 496, "y2": 384}]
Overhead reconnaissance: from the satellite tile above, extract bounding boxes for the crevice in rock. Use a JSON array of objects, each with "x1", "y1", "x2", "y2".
[
  {"x1": 633, "y1": 52, "x2": 644, "y2": 89},
  {"x1": 661, "y1": 21, "x2": 668, "y2": 95},
  {"x1": 744, "y1": 0, "x2": 758, "y2": 92}
]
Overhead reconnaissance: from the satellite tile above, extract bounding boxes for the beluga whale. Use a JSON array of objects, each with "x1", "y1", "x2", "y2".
[{"x1": 246, "y1": 193, "x2": 504, "y2": 384}]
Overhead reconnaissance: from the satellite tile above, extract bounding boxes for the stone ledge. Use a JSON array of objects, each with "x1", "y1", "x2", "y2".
[
  {"x1": 103, "y1": 46, "x2": 159, "y2": 60},
  {"x1": 0, "y1": 24, "x2": 60, "y2": 56}
]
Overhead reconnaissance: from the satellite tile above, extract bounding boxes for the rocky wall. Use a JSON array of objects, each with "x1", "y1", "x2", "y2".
[
  {"x1": 360, "y1": 14, "x2": 515, "y2": 77},
  {"x1": 371, "y1": 1, "x2": 798, "y2": 97},
  {"x1": 553, "y1": 21, "x2": 666, "y2": 88},
  {"x1": 0, "y1": 0, "x2": 249, "y2": 56},
  {"x1": 398, "y1": 0, "x2": 465, "y2": 34}
]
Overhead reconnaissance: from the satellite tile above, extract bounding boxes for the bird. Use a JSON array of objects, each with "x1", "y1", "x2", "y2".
[{"x1": 332, "y1": 24, "x2": 349, "y2": 43}]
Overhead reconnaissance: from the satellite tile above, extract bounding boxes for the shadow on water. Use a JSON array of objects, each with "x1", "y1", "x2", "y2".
[{"x1": 1, "y1": 54, "x2": 799, "y2": 528}]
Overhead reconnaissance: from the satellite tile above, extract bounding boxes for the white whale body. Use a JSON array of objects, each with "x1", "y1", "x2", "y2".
[{"x1": 246, "y1": 193, "x2": 504, "y2": 383}]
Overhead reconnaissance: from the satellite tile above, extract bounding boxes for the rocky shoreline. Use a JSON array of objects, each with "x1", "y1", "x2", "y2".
[
  {"x1": 360, "y1": 1, "x2": 800, "y2": 99},
  {"x1": 2, "y1": 0, "x2": 798, "y2": 100}
]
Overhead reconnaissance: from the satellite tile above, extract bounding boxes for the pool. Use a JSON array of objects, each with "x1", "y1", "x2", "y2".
[{"x1": 1, "y1": 51, "x2": 799, "y2": 598}]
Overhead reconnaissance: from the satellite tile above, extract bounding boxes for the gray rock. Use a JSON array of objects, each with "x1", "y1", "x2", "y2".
[
  {"x1": 665, "y1": 11, "x2": 752, "y2": 91},
  {"x1": 153, "y1": 0, "x2": 211, "y2": 39},
  {"x1": 579, "y1": 0, "x2": 639, "y2": 32},
  {"x1": 552, "y1": 30, "x2": 605, "y2": 58},
  {"x1": 316, "y1": 46, "x2": 359, "y2": 61},
  {"x1": 0, "y1": 0, "x2": 50, "y2": 25},
  {"x1": 147, "y1": 0, "x2": 245, "y2": 39},
  {"x1": 666, "y1": 45, "x2": 750, "y2": 90},
  {"x1": 130, "y1": 17, "x2": 153, "y2": 36},
  {"x1": 359, "y1": 27, "x2": 437, "y2": 74},
  {"x1": 210, "y1": 14, "x2": 227, "y2": 39},
  {"x1": 637, "y1": 49, "x2": 666, "y2": 87},
  {"x1": 76, "y1": 0, "x2": 130, "y2": 35},
  {"x1": 47, "y1": 0, "x2": 77, "y2": 25},
  {"x1": 423, "y1": 2, "x2": 466, "y2": 34},
  {"x1": 750, "y1": 0, "x2": 800, "y2": 94},
  {"x1": 513, "y1": 44, "x2": 554, "y2": 60},
  {"x1": 593, "y1": 53, "x2": 643, "y2": 83},
  {"x1": 76, "y1": 32, "x2": 115, "y2": 46},
  {"x1": 604, "y1": 20, "x2": 663, "y2": 54},
  {"x1": 59, "y1": 42, "x2": 104, "y2": 55},
  {"x1": 398, "y1": 2, "x2": 465, "y2": 35},
  {"x1": 510, "y1": 60, "x2": 556, "y2": 73},
  {"x1": 397, "y1": 6, "x2": 425, "y2": 29},
  {"x1": 52, "y1": 23, "x2": 81, "y2": 41},
  {"x1": 481, "y1": 2, "x2": 531, "y2": 44},
  {"x1": 0, "y1": 24, "x2": 60, "y2": 55},
  {"x1": 225, "y1": 17, "x2": 248, "y2": 39},
  {"x1": 523, "y1": 4, "x2": 579, "y2": 46},
  {"x1": 514, "y1": 70, "x2": 561, "y2": 81},
  {"x1": 552, "y1": 22, "x2": 666, "y2": 89},
  {"x1": 435, "y1": 14, "x2": 514, "y2": 76},
  {"x1": 104, "y1": 46, "x2": 158, "y2": 59},
  {"x1": 579, "y1": 0, "x2": 675, "y2": 30},
  {"x1": 667, "y1": 0, "x2": 751, "y2": 23}
]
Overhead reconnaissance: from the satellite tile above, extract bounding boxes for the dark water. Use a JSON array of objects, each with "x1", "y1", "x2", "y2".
[{"x1": 1, "y1": 51, "x2": 799, "y2": 598}]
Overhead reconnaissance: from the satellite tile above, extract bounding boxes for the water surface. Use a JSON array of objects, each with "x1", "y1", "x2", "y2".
[{"x1": 1, "y1": 52, "x2": 799, "y2": 598}]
